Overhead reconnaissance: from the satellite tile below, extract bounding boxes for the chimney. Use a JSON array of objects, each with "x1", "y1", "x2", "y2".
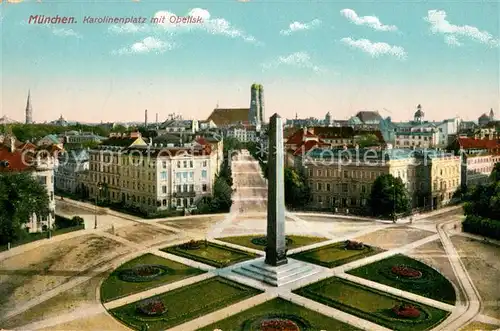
[{"x1": 10, "y1": 136, "x2": 15, "y2": 152}]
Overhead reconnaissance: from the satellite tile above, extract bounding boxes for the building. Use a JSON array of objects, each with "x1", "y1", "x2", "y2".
[
  {"x1": 50, "y1": 115, "x2": 69, "y2": 127},
  {"x1": 157, "y1": 118, "x2": 199, "y2": 135},
  {"x1": 84, "y1": 131, "x2": 220, "y2": 214},
  {"x1": 37, "y1": 134, "x2": 64, "y2": 149},
  {"x1": 207, "y1": 108, "x2": 252, "y2": 128},
  {"x1": 450, "y1": 137, "x2": 500, "y2": 188},
  {"x1": 0, "y1": 134, "x2": 58, "y2": 232},
  {"x1": 61, "y1": 130, "x2": 106, "y2": 145},
  {"x1": 478, "y1": 109, "x2": 495, "y2": 127},
  {"x1": 393, "y1": 106, "x2": 439, "y2": 148},
  {"x1": 199, "y1": 120, "x2": 217, "y2": 130},
  {"x1": 0, "y1": 115, "x2": 19, "y2": 125},
  {"x1": 304, "y1": 147, "x2": 460, "y2": 212},
  {"x1": 54, "y1": 149, "x2": 90, "y2": 194},
  {"x1": 225, "y1": 124, "x2": 260, "y2": 143}
]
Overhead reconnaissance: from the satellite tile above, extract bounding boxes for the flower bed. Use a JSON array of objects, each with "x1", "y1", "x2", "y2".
[
  {"x1": 345, "y1": 240, "x2": 364, "y2": 250},
  {"x1": 251, "y1": 236, "x2": 293, "y2": 247},
  {"x1": 136, "y1": 298, "x2": 167, "y2": 316},
  {"x1": 180, "y1": 239, "x2": 207, "y2": 250},
  {"x1": 391, "y1": 265, "x2": 423, "y2": 279},
  {"x1": 392, "y1": 303, "x2": 421, "y2": 319},
  {"x1": 260, "y1": 318, "x2": 300, "y2": 331},
  {"x1": 118, "y1": 264, "x2": 169, "y2": 282}
]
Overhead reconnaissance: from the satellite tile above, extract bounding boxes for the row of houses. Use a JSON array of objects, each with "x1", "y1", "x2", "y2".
[{"x1": 54, "y1": 131, "x2": 224, "y2": 214}]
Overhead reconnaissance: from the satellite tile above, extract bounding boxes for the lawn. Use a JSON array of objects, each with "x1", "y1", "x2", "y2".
[
  {"x1": 290, "y1": 241, "x2": 383, "y2": 268},
  {"x1": 293, "y1": 277, "x2": 450, "y2": 331},
  {"x1": 110, "y1": 276, "x2": 262, "y2": 331},
  {"x1": 216, "y1": 234, "x2": 328, "y2": 251},
  {"x1": 347, "y1": 254, "x2": 457, "y2": 305},
  {"x1": 162, "y1": 241, "x2": 257, "y2": 268},
  {"x1": 198, "y1": 297, "x2": 360, "y2": 331},
  {"x1": 100, "y1": 253, "x2": 205, "y2": 303}
]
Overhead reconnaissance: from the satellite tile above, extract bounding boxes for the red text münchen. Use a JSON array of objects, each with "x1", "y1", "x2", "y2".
[{"x1": 28, "y1": 15, "x2": 76, "y2": 24}]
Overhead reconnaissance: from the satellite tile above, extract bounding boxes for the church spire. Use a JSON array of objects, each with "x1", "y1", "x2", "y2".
[{"x1": 25, "y1": 89, "x2": 33, "y2": 124}]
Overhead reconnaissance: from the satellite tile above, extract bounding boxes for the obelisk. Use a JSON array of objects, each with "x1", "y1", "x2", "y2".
[{"x1": 265, "y1": 113, "x2": 288, "y2": 266}]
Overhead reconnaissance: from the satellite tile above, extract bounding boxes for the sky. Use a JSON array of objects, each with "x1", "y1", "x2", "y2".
[{"x1": 1, "y1": 0, "x2": 499, "y2": 123}]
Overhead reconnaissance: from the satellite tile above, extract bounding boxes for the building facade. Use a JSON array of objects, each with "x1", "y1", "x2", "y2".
[
  {"x1": 304, "y1": 148, "x2": 460, "y2": 212},
  {"x1": 54, "y1": 149, "x2": 90, "y2": 193},
  {"x1": 84, "y1": 132, "x2": 220, "y2": 214}
]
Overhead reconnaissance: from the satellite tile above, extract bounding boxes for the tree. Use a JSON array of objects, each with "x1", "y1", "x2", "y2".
[
  {"x1": 369, "y1": 174, "x2": 411, "y2": 218},
  {"x1": 490, "y1": 162, "x2": 500, "y2": 182},
  {"x1": 284, "y1": 167, "x2": 310, "y2": 208},
  {"x1": 223, "y1": 136, "x2": 244, "y2": 156},
  {"x1": 0, "y1": 172, "x2": 50, "y2": 245},
  {"x1": 211, "y1": 177, "x2": 233, "y2": 212},
  {"x1": 356, "y1": 134, "x2": 380, "y2": 148}
]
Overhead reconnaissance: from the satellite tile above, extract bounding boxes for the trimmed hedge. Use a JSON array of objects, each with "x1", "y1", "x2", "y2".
[{"x1": 462, "y1": 215, "x2": 500, "y2": 240}]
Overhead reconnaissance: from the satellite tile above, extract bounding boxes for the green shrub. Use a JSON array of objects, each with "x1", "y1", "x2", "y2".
[{"x1": 462, "y1": 215, "x2": 500, "y2": 240}]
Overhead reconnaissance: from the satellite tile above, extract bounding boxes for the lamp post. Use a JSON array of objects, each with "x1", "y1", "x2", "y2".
[{"x1": 95, "y1": 182, "x2": 103, "y2": 229}]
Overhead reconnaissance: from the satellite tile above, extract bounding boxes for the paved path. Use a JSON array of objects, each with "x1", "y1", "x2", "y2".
[{"x1": 432, "y1": 219, "x2": 482, "y2": 331}]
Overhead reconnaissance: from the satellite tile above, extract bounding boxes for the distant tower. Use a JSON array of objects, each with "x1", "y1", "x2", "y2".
[
  {"x1": 250, "y1": 83, "x2": 264, "y2": 124},
  {"x1": 25, "y1": 90, "x2": 33, "y2": 124},
  {"x1": 258, "y1": 84, "x2": 265, "y2": 123},
  {"x1": 414, "y1": 104, "x2": 424, "y2": 123},
  {"x1": 325, "y1": 112, "x2": 331, "y2": 126},
  {"x1": 156, "y1": 113, "x2": 159, "y2": 129},
  {"x1": 489, "y1": 108, "x2": 495, "y2": 121},
  {"x1": 144, "y1": 109, "x2": 148, "y2": 128}
]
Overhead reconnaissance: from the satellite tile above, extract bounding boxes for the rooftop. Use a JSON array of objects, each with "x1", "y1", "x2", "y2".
[{"x1": 207, "y1": 108, "x2": 250, "y2": 127}]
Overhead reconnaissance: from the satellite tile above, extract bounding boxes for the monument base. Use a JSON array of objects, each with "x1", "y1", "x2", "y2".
[{"x1": 232, "y1": 258, "x2": 321, "y2": 287}]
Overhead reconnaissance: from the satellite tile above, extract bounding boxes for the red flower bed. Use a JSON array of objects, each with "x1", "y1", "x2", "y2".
[
  {"x1": 345, "y1": 240, "x2": 364, "y2": 250},
  {"x1": 136, "y1": 299, "x2": 167, "y2": 316},
  {"x1": 260, "y1": 318, "x2": 300, "y2": 331},
  {"x1": 391, "y1": 265, "x2": 422, "y2": 279},
  {"x1": 392, "y1": 303, "x2": 421, "y2": 319}
]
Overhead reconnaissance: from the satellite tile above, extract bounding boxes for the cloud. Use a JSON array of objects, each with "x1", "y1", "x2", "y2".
[
  {"x1": 262, "y1": 52, "x2": 324, "y2": 72},
  {"x1": 340, "y1": 9, "x2": 397, "y2": 32},
  {"x1": 112, "y1": 36, "x2": 175, "y2": 55},
  {"x1": 280, "y1": 19, "x2": 321, "y2": 36},
  {"x1": 424, "y1": 10, "x2": 499, "y2": 47},
  {"x1": 108, "y1": 23, "x2": 150, "y2": 34},
  {"x1": 109, "y1": 8, "x2": 258, "y2": 44},
  {"x1": 341, "y1": 37, "x2": 407, "y2": 59},
  {"x1": 52, "y1": 28, "x2": 82, "y2": 38},
  {"x1": 445, "y1": 35, "x2": 462, "y2": 46}
]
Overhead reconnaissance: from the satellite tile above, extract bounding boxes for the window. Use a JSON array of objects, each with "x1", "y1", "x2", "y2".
[
  {"x1": 202, "y1": 184, "x2": 207, "y2": 192},
  {"x1": 162, "y1": 185, "x2": 167, "y2": 194},
  {"x1": 326, "y1": 183, "x2": 331, "y2": 191},
  {"x1": 202, "y1": 170, "x2": 207, "y2": 179},
  {"x1": 190, "y1": 160, "x2": 193, "y2": 168},
  {"x1": 50, "y1": 191, "x2": 54, "y2": 201},
  {"x1": 162, "y1": 161, "x2": 167, "y2": 168},
  {"x1": 177, "y1": 161, "x2": 181, "y2": 168},
  {"x1": 343, "y1": 171, "x2": 348, "y2": 178},
  {"x1": 317, "y1": 183, "x2": 322, "y2": 191},
  {"x1": 361, "y1": 185, "x2": 366, "y2": 194},
  {"x1": 342, "y1": 183, "x2": 348, "y2": 193},
  {"x1": 160, "y1": 171, "x2": 167, "y2": 180},
  {"x1": 190, "y1": 184, "x2": 194, "y2": 192},
  {"x1": 203, "y1": 160, "x2": 207, "y2": 167},
  {"x1": 176, "y1": 173, "x2": 181, "y2": 181},
  {"x1": 39, "y1": 176, "x2": 47, "y2": 185},
  {"x1": 189, "y1": 172, "x2": 194, "y2": 180},
  {"x1": 183, "y1": 184, "x2": 188, "y2": 192},
  {"x1": 183, "y1": 172, "x2": 187, "y2": 179},
  {"x1": 177, "y1": 184, "x2": 181, "y2": 192},
  {"x1": 183, "y1": 160, "x2": 187, "y2": 168},
  {"x1": 317, "y1": 170, "x2": 322, "y2": 176}
]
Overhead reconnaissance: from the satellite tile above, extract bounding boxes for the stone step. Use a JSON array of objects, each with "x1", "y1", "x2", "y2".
[
  {"x1": 233, "y1": 265, "x2": 319, "y2": 286},
  {"x1": 248, "y1": 260, "x2": 308, "y2": 276},
  {"x1": 233, "y1": 260, "x2": 318, "y2": 286}
]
